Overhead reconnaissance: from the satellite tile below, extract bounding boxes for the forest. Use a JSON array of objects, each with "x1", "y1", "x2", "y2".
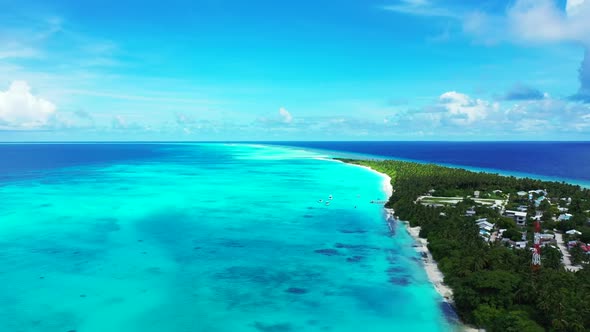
[{"x1": 340, "y1": 159, "x2": 590, "y2": 332}]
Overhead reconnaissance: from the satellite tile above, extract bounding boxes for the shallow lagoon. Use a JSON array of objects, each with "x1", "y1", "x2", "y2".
[{"x1": 0, "y1": 144, "x2": 455, "y2": 331}]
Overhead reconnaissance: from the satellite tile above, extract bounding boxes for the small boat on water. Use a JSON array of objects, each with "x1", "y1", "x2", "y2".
[
  {"x1": 325, "y1": 201, "x2": 330, "y2": 206},
  {"x1": 318, "y1": 199, "x2": 323, "y2": 203}
]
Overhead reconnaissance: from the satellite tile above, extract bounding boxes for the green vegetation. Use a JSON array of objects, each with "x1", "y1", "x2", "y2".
[{"x1": 340, "y1": 159, "x2": 590, "y2": 332}]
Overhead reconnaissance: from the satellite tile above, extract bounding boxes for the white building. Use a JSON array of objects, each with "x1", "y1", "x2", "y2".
[
  {"x1": 477, "y1": 221, "x2": 495, "y2": 232},
  {"x1": 505, "y1": 210, "x2": 527, "y2": 226},
  {"x1": 566, "y1": 229, "x2": 582, "y2": 236},
  {"x1": 529, "y1": 189, "x2": 548, "y2": 196}
]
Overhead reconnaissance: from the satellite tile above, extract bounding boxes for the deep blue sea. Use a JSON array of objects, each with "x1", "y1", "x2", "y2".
[{"x1": 268, "y1": 141, "x2": 590, "y2": 186}]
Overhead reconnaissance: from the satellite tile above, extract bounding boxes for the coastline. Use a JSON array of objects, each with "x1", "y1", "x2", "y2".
[
  {"x1": 348, "y1": 162, "x2": 455, "y2": 303},
  {"x1": 397, "y1": 211, "x2": 454, "y2": 303},
  {"x1": 347, "y1": 162, "x2": 480, "y2": 332}
]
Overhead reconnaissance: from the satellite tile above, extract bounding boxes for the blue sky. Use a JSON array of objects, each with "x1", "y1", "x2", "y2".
[{"x1": 0, "y1": 0, "x2": 589, "y2": 141}]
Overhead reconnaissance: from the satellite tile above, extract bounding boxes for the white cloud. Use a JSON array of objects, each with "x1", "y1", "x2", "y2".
[
  {"x1": 279, "y1": 107, "x2": 293, "y2": 124},
  {"x1": 439, "y1": 91, "x2": 497, "y2": 125},
  {"x1": 507, "y1": 0, "x2": 590, "y2": 45},
  {"x1": 0, "y1": 81, "x2": 56, "y2": 130},
  {"x1": 382, "y1": 0, "x2": 458, "y2": 18},
  {"x1": 567, "y1": 0, "x2": 587, "y2": 16},
  {"x1": 460, "y1": 0, "x2": 590, "y2": 101},
  {"x1": 462, "y1": 0, "x2": 590, "y2": 45}
]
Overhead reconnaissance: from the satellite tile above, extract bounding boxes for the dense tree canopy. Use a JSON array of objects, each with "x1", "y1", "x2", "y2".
[{"x1": 340, "y1": 159, "x2": 590, "y2": 332}]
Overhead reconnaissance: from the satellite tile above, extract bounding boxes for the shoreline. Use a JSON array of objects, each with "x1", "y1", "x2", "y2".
[
  {"x1": 345, "y1": 162, "x2": 479, "y2": 331},
  {"x1": 393, "y1": 209, "x2": 455, "y2": 303},
  {"x1": 348, "y1": 162, "x2": 455, "y2": 303}
]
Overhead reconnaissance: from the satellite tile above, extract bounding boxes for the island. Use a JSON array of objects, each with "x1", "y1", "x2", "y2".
[{"x1": 339, "y1": 158, "x2": 590, "y2": 332}]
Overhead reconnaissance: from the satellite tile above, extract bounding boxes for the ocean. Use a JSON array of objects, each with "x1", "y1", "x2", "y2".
[
  {"x1": 0, "y1": 143, "x2": 455, "y2": 332},
  {"x1": 269, "y1": 141, "x2": 590, "y2": 186}
]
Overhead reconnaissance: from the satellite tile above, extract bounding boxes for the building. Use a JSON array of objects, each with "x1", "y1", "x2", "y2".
[
  {"x1": 477, "y1": 220, "x2": 495, "y2": 232},
  {"x1": 566, "y1": 229, "x2": 582, "y2": 236},
  {"x1": 505, "y1": 210, "x2": 528, "y2": 226},
  {"x1": 424, "y1": 203, "x2": 444, "y2": 208},
  {"x1": 539, "y1": 233, "x2": 555, "y2": 241},
  {"x1": 534, "y1": 196, "x2": 546, "y2": 207},
  {"x1": 558, "y1": 213, "x2": 573, "y2": 222},
  {"x1": 529, "y1": 189, "x2": 548, "y2": 196},
  {"x1": 465, "y1": 208, "x2": 477, "y2": 217},
  {"x1": 474, "y1": 190, "x2": 480, "y2": 198},
  {"x1": 517, "y1": 191, "x2": 528, "y2": 197},
  {"x1": 538, "y1": 233, "x2": 556, "y2": 247}
]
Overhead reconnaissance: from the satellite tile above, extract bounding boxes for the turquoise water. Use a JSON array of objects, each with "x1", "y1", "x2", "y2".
[{"x1": 0, "y1": 144, "x2": 454, "y2": 331}]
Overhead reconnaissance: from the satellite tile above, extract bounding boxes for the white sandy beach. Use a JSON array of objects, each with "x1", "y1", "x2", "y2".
[
  {"x1": 351, "y1": 163, "x2": 480, "y2": 332},
  {"x1": 383, "y1": 207, "x2": 455, "y2": 302},
  {"x1": 344, "y1": 162, "x2": 455, "y2": 302},
  {"x1": 337, "y1": 162, "x2": 465, "y2": 302},
  {"x1": 354, "y1": 164, "x2": 394, "y2": 198}
]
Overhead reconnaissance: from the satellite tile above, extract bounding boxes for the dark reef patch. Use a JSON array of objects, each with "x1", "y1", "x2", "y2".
[
  {"x1": 253, "y1": 322, "x2": 293, "y2": 332},
  {"x1": 386, "y1": 266, "x2": 405, "y2": 274},
  {"x1": 314, "y1": 249, "x2": 341, "y2": 256},
  {"x1": 218, "y1": 239, "x2": 245, "y2": 248},
  {"x1": 388, "y1": 277, "x2": 411, "y2": 286},
  {"x1": 339, "y1": 229, "x2": 366, "y2": 234},
  {"x1": 334, "y1": 243, "x2": 380, "y2": 251},
  {"x1": 346, "y1": 256, "x2": 364, "y2": 263},
  {"x1": 285, "y1": 287, "x2": 308, "y2": 294}
]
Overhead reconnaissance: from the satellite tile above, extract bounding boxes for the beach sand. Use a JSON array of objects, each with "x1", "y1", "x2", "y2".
[
  {"x1": 406, "y1": 220, "x2": 454, "y2": 302},
  {"x1": 339, "y1": 161, "x2": 480, "y2": 331},
  {"x1": 384, "y1": 208, "x2": 455, "y2": 302},
  {"x1": 345, "y1": 162, "x2": 455, "y2": 303}
]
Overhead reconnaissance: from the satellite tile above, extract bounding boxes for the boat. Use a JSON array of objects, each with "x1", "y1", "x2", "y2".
[{"x1": 325, "y1": 202, "x2": 330, "y2": 206}]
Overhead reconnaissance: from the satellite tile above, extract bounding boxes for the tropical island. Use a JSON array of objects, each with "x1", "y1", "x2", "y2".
[{"x1": 340, "y1": 159, "x2": 590, "y2": 332}]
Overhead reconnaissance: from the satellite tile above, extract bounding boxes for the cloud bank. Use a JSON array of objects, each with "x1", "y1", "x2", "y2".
[
  {"x1": 0, "y1": 81, "x2": 56, "y2": 130},
  {"x1": 463, "y1": 0, "x2": 590, "y2": 102}
]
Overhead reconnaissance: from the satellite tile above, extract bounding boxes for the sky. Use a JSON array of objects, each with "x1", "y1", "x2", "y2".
[{"x1": 1, "y1": 0, "x2": 590, "y2": 141}]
